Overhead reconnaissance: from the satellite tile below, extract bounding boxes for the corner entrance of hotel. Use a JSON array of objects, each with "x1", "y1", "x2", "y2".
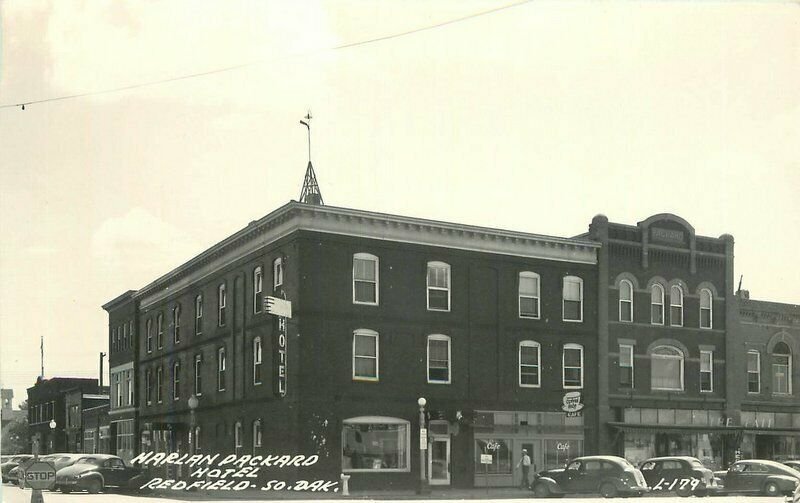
[{"x1": 429, "y1": 436, "x2": 451, "y2": 485}]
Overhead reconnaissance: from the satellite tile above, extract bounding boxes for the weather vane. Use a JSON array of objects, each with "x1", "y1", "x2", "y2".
[{"x1": 299, "y1": 111, "x2": 312, "y2": 164}]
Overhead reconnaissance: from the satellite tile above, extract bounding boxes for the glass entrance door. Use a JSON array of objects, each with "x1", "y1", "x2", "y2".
[{"x1": 428, "y1": 437, "x2": 451, "y2": 485}]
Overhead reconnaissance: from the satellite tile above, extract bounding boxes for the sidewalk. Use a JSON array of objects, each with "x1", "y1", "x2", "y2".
[{"x1": 145, "y1": 486, "x2": 536, "y2": 501}]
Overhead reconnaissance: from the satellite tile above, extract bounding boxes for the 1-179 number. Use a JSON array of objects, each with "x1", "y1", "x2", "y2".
[{"x1": 652, "y1": 477, "x2": 701, "y2": 492}]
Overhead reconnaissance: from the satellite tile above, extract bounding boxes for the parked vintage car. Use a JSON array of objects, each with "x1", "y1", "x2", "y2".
[
  {"x1": 714, "y1": 459, "x2": 800, "y2": 496},
  {"x1": 784, "y1": 460, "x2": 800, "y2": 472},
  {"x1": 1, "y1": 454, "x2": 33, "y2": 483},
  {"x1": 54, "y1": 454, "x2": 142, "y2": 494},
  {"x1": 639, "y1": 456, "x2": 718, "y2": 496},
  {"x1": 15, "y1": 453, "x2": 87, "y2": 488},
  {"x1": 532, "y1": 455, "x2": 649, "y2": 498}
]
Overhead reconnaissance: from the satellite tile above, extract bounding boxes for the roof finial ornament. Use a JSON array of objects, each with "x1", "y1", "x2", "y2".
[{"x1": 299, "y1": 111, "x2": 324, "y2": 205}]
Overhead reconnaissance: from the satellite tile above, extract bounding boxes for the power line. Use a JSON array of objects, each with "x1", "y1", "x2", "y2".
[{"x1": 1, "y1": 0, "x2": 533, "y2": 110}]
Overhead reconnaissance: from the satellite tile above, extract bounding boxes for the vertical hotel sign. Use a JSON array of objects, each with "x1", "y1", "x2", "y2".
[{"x1": 265, "y1": 295, "x2": 292, "y2": 398}]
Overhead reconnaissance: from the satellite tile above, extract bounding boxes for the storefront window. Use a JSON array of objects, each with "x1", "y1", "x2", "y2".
[
  {"x1": 342, "y1": 417, "x2": 409, "y2": 472},
  {"x1": 474, "y1": 439, "x2": 511, "y2": 474},
  {"x1": 544, "y1": 439, "x2": 583, "y2": 470}
]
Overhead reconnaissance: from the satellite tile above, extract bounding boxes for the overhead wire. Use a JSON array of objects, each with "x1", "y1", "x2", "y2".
[{"x1": 0, "y1": 0, "x2": 533, "y2": 110}]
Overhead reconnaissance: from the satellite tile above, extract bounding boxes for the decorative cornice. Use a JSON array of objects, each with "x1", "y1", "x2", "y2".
[{"x1": 135, "y1": 202, "x2": 600, "y2": 308}]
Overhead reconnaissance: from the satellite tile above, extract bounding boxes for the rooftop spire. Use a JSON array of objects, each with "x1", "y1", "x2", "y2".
[{"x1": 299, "y1": 111, "x2": 324, "y2": 205}]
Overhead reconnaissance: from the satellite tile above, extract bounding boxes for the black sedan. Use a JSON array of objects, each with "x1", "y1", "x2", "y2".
[
  {"x1": 55, "y1": 454, "x2": 142, "y2": 494},
  {"x1": 1, "y1": 455, "x2": 33, "y2": 483},
  {"x1": 715, "y1": 459, "x2": 800, "y2": 496},
  {"x1": 532, "y1": 455, "x2": 649, "y2": 498},
  {"x1": 639, "y1": 456, "x2": 718, "y2": 496}
]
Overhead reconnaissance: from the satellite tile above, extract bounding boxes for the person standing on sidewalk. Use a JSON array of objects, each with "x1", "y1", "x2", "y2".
[{"x1": 517, "y1": 449, "x2": 532, "y2": 489}]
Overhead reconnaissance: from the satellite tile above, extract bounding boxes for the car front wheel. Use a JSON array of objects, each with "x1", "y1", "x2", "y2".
[
  {"x1": 533, "y1": 483, "x2": 552, "y2": 498},
  {"x1": 600, "y1": 482, "x2": 618, "y2": 498},
  {"x1": 86, "y1": 478, "x2": 103, "y2": 494},
  {"x1": 60, "y1": 487, "x2": 72, "y2": 494}
]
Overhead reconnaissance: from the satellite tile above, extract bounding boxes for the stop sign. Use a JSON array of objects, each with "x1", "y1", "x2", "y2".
[{"x1": 24, "y1": 461, "x2": 56, "y2": 490}]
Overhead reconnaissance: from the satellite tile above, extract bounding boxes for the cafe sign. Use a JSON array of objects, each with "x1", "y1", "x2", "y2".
[{"x1": 562, "y1": 391, "x2": 584, "y2": 417}]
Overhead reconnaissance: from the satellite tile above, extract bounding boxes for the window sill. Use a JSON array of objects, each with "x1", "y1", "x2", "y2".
[
  {"x1": 427, "y1": 308, "x2": 451, "y2": 313},
  {"x1": 519, "y1": 315, "x2": 541, "y2": 320},
  {"x1": 519, "y1": 384, "x2": 541, "y2": 388},
  {"x1": 651, "y1": 388, "x2": 684, "y2": 392},
  {"x1": 352, "y1": 377, "x2": 379, "y2": 382},
  {"x1": 353, "y1": 301, "x2": 379, "y2": 307},
  {"x1": 253, "y1": 382, "x2": 262, "y2": 386},
  {"x1": 427, "y1": 380, "x2": 451, "y2": 385},
  {"x1": 562, "y1": 318, "x2": 583, "y2": 323},
  {"x1": 563, "y1": 386, "x2": 583, "y2": 390}
]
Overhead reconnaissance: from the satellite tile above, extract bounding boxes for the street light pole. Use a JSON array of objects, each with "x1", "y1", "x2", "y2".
[
  {"x1": 417, "y1": 397, "x2": 430, "y2": 495},
  {"x1": 188, "y1": 395, "x2": 199, "y2": 455},
  {"x1": 49, "y1": 419, "x2": 56, "y2": 454}
]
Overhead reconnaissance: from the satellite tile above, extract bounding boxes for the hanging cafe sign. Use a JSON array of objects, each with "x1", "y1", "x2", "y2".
[
  {"x1": 265, "y1": 295, "x2": 292, "y2": 398},
  {"x1": 561, "y1": 391, "x2": 584, "y2": 417}
]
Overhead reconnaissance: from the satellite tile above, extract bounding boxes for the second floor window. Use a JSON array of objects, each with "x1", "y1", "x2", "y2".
[
  {"x1": 253, "y1": 267, "x2": 263, "y2": 314},
  {"x1": 173, "y1": 361, "x2": 181, "y2": 400},
  {"x1": 651, "y1": 345, "x2": 684, "y2": 391},
  {"x1": 115, "y1": 373, "x2": 122, "y2": 407},
  {"x1": 700, "y1": 289, "x2": 713, "y2": 329},
  {"x1": 427, "y1": 334, "x2": 451, "y2": 384},
  {"x1": 194, "y1": 354, "x2": 203, "y2": 396},
  {"x1": 562, "y1": 276, "x2": 583, "y2": 322},
  {"x1": 427, "y1": 262, "x2": 451, "y2": 311},
  {"x1": 747, "y1": 350, "x2": 761, "y2": 393},
  {"x1": 195, "y1": 295, "x2": 203, "y2": 335},
  {"x1": 156, "y1": 366, "x2": 163, "y2": 403},
  {"x1": 253, "y1": 420, "x2": 262, "y2": 453},
  {"x1": 353, "y1": 253, "x2": 379, "y2": 305},
  {"x1": 218, "y1": 347, "x2": 226, "y2": 391},
  {"x1": 651, "y1": 284, "x2": 665, "y2": 325},
  {"x1": 700, "y1": 351, "x2": 713, "y2": 392},
  {"x1": 519, "y1": 341, "x2": 541, "y2": 387},
  {"x1": 619, "y1": 344, "x2": 634, "y2": 388},
  {"x1": 157, "y1": 313, "x2": 164, "y2": 349},
  {"x1": 518, "y1": 272, "x2": 540, "y2": 319},
  {"x1": 218, "y1": 284, "x2": 227, "y2": 327},
  {"x1": 670, "y1": 285, "x2": 683, "y2": 327},
  {"x1": 619, "y1": 280, "x2": 633, "y2": 322},
  {"x1": 235, "y1": 421, "x2": 243, "y2": 452},
  {"x1": 353, "y1": 329, "x2": 379, "y2": 381},
  {"x1": 562, "y1": 343, "x2": 584, "y2": 389},
  {"x1": 773, "y1": 342, "x2": 792, "y2": 395},
  {"x1": 145, "y1": 371, "x2": 152, "y2": 405},
  {"x1": 273, "y1": 257, "x2": 283, "y2": 289},
  {"x1": 173, "y1": 305, "x2": 181, "y2": 344},
  {"x1": 253, "y1": 337, "x2": 262, "y2": 385},
  {"x1": 126, "y1": 370, "x2": 133, "y2": 405}
]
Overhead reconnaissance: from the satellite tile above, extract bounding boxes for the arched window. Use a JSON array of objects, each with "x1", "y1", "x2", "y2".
[
  {"x1": 427, "y1": 334, "x2": 451, "y2": 384},
  {"x1": 146, "y1": 319, "x2": 153, "y2": 353},
  {"x1": 252, "y1": 420, "x2": 262, "y2": 453},
  {"x1": 195, "y1": 295, "x2": 203, "y2": 335},
  {"x1": 234, "y1": 421, "x2": 243, "y2": 454},
  {"x1": 619, "y1": 280, "x2": 633, "y2": 322},
  {"x1": 157, "y1": 313, "x2": 164, "y2": 349},
  {"x1": 194, "y1": 354, "x2": 203, "y2": 396},
  {"x1": 772, "y1": 342, "x2": 792, "y2": 395},
  {"x1": 353, "y1": 329, "x2": 379, "y2": 381},
  {"x1": 194, "y1": 426, "x2": 201, "y2": 454},
  {"x1": 156, "y1": 366, "x2": 163, "y2": 403},
  {"x1": 172, "y1": 361, "x2": 181, "y2": 400},
  {"x1": 562, "y1": 343, "x2": 584, "y2": 389},
  {"x1": 173, "y1": 304, "x2": 182, "y2": 343},
  {"x1": 669, "y1": 285, "x2": 683, "y2": 327},
  {"x1": 562, "y1": 276, "x2": 583, "y2": 322},
  {"x1": 218, "y1": 283, "x2": 227, "y2": 327},
  {"x1": 427, "y1": 262, "x2": 451, "y2": 311},
  {"x1": 273, "y1": 258, "x2": 283, "y2": 289},
  {"x1": 253, "y1": 267, "x2": 263, "y2": 314},
  {"x1": 353, "y1": 253, "x2": 379, "y2": 305},
  {"x1": 519, "y1": 341, "x2": 541, "y2": 387},
  {"x1": 253, "y1": 337, "x2": 262, "y2": 385},
  {"x1": 650, "y1": 285, "x2": 664, "y2": 325},
  {"x1": 700, "y1": 289, "x2": 713, "y2": 329},
  {"x1": 651, "y1": 346, "x2": 684, "y2": 391},
  {"x1": 518, "y1": 272, "x2": 540, "y2": 319}
]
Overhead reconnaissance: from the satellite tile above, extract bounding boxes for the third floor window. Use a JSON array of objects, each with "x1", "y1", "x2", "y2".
[
  {"x1": 353, "y1": 253, "x2": 379, "y2": 305},
  {"x1": 518, "y1": 272, "x2": 540, "y2": 319},
  {"x1": 427, "y1": 262, "x2": 451, "y2": 312},
  {"x1": 562, "y1": 276, "x2": 583, "y2": 322},
  {"x1": 218, "y1": 283, "x2": 227, "y2": 327}
]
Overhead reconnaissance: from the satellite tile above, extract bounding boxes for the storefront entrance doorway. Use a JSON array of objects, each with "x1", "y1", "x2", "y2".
[{"x1": 429, "y1": 436, "x2": 451, "y2": 485}]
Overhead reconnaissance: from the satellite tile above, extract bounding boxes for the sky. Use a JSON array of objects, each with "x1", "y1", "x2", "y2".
[{"x1": 0, "y1": 0, "x2": 798, "y2": 406}]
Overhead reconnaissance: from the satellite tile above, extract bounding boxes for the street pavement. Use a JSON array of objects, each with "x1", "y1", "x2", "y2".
[{"x1": 0, "y1": 485, "x2": 795, "y2": 503}]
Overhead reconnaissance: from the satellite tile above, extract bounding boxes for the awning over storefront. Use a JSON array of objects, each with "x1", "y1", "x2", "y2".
[
  {"x1": 743, "y1": 429, "x2": 800, "y2": 436},
  {"x1": 607, "y1": 422, "x2": 740, "y2": 435}
]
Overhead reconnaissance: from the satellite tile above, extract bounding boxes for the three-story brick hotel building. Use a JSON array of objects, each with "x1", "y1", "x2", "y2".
[{"x1": 102, "y1": 171, "x2": 800, "y2": 490}]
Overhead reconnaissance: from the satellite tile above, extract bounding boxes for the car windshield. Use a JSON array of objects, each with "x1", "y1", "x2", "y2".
[
  {"x1": 12, "y1": 456, "x2": 29, "y2": 463},
  {"x1": 75, "y1": 457, "x2": 103, "y2": 466}
]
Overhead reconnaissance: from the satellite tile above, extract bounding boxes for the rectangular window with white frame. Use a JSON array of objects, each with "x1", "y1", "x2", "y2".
[
  {"x1": 157, "y1": 313, "x2": 164, "y2": 349},
  {"x1": 115, "y1": 373, "x2": 122, "y2": 407},
  {"x1": 273, "y1": 257, "x2": 283, "y2": 289},
  {"x1": 253, "y1": 267, "x2": 263, "y2": 314},
  {"x1": 194, "y1": 354, "x2": 203, "y2": 396},
  {"x1": 218, "y1": 284, "x2": 226, "y2": 327},
  {"x1": 519, "y1": 341, "x2": 541, "y2": 387},
  {"x1": 700, "y1": 350, "x2": 713, "y2": 392},
  {"x1": 126, "y1": 370, "x2": 133, "y2": 405},
  {"x1": 619, "y1": 344, "x2": 634, "y2": 388},
  {"x1": 353, "y1": 329, "x2": 379, "y2": 381},
  {"x1": 518, "y1": 272, "x2": 540, "y2": 319},
  {"x1": 562, "y1": 343, "x2": 583, "y2": 389},
  {"x1": 156, "y1": 366, "x2": 163, "y2": 403},
  {"x1": 670, "y1": 285, "x2": 683, "y2": 327},
  {"x1": 195, "y1": 295, "x2": 203, "y2": 335},
  {"x1": 145, "y1": 370, "x2": 152, "y2": 405},
  {"x1": 353, "y1": 253, "x2": 379, "y2": 305},
  {"x1": 342, "y1": 417, "x2": 410, "y2": 473},
  {"x1": 700, "y1": 289, "x2": 713, "y2": 329},
  {"x1": 426, "y1": 262, "x2": 451, "y2": 311},
  {"x1": 173, "y1": 304, "x2": 181, "y2": 344},
  {"x1": 747, "y1": 350, "x2": 760, "y2": 393},
  {"x1": 173, "y1": 361, "x2": 181, "y2": 400},
  {"x1": 427, "y1": 334, "x2": 451, "y2": 383},
  {"x1": 562, "y1": 276, "x2": 583, "y2": 322}
]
